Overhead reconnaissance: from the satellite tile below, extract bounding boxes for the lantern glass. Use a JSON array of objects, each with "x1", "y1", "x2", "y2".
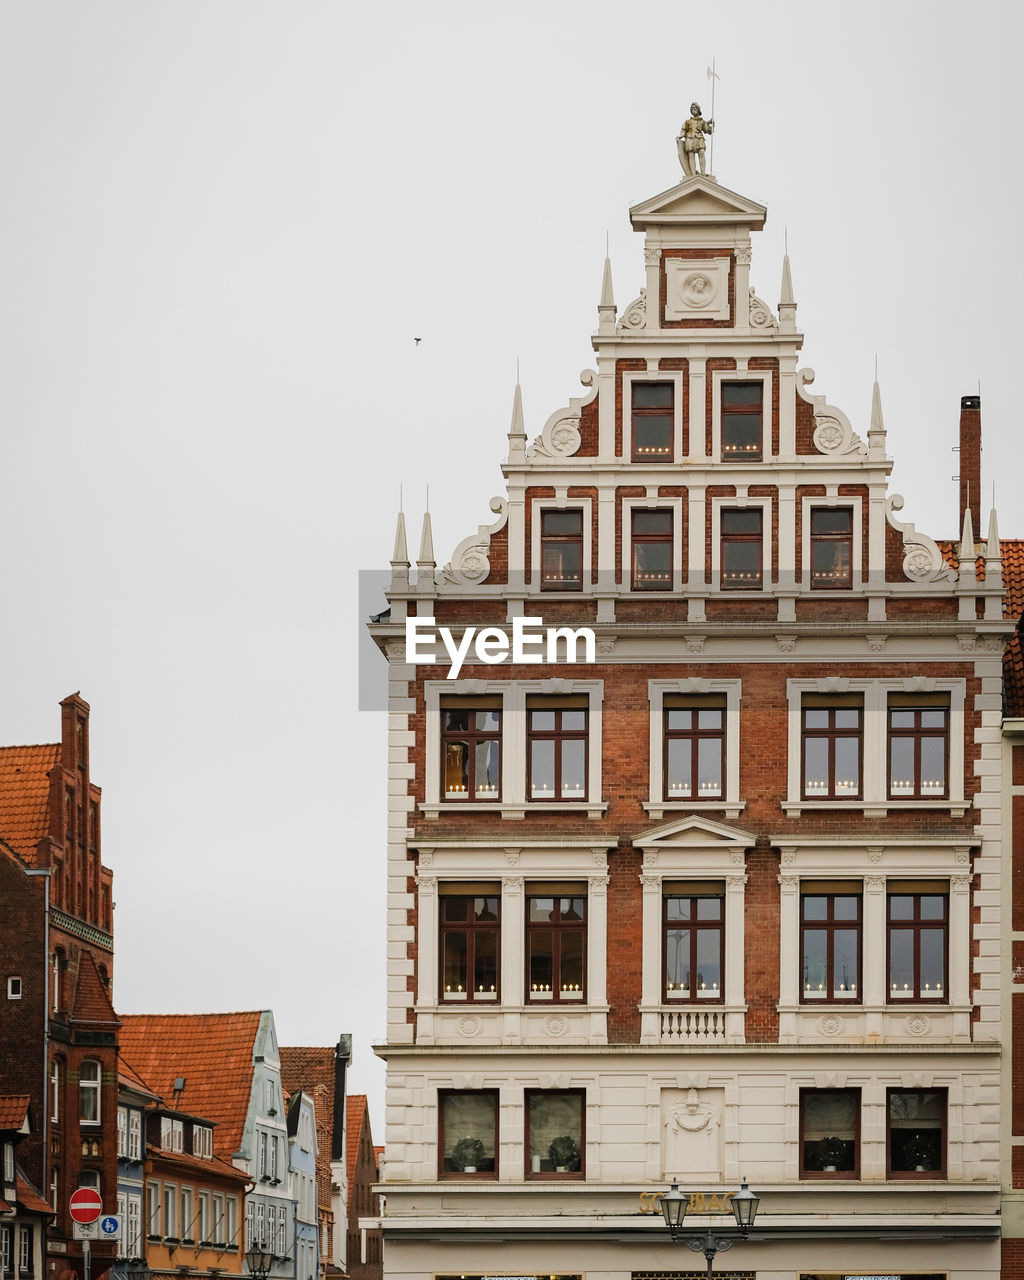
[
  {"x1": 660, "y1": 1181, "x2": 687, "y2": 1231},
  {"x1": 731, "y1": 1180, "x2": 760, "y2": 1231}
]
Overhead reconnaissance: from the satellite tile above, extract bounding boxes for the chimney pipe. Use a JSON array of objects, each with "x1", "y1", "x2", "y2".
[{"x1": 958, "y1": 394, "x2": 981, "y2": 544}]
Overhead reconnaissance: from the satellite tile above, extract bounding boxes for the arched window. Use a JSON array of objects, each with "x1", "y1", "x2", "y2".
[
  {"x1": 50, "y1": 1058, "x2": 61, "y2": 1122},
  {"x1": 79, "y1": 1060, "x2": 101, "y2": 1125},
  {"x1": 52, "y1": 949, "x2": 66, "y2": 1013}
]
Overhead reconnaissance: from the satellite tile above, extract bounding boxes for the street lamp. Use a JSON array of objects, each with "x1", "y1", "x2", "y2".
[
  {"x1": 243, "y1": 1244, "x2": 274, "y2": 1280},
  {"x1": 660, "y1": 1179, "x2": 760, "y2": 1278}
]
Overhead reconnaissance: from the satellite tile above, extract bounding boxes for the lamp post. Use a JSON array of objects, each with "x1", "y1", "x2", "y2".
[
  {"x1": 660, "y1": 1180, "x2": 760, "y2": 1279},
  {"x1": 243, "y1": 1244, "x2": 274, "y2": 1280}
]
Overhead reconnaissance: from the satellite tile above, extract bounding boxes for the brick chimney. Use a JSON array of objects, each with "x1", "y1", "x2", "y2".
[{"x1": 958, "y1": 394, "x2": 981, "y2": 542}]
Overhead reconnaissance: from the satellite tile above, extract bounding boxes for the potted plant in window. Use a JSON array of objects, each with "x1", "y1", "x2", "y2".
[
  {"x1": 548, "y1": 1134, "x2": 581, "y2": 1173},
  {"x1": 451, "y1": 1136, "x2": 486, "y2": 1173},
  {"x1": 817, "y1": 1136, "x2": 847, "y2": 1173},
  {"x1": 901, "y1": 1132, "x2": 934, "y2": 1172}
]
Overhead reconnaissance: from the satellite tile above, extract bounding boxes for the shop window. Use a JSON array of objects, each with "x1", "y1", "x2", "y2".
[
  {"x1": 528, "y1": 698, "x2": 588, "y2": 800},
  {"x1": 800, "y1": 1089, "x2": 860, "y2": 1177},
  {"x1": 441, "y1": 699, "x2": 501, "y2": 800},
  {"x1": 439, "y1": 1090, "x2": 498, "y2": 1178},
  {"x1": 631, "y1": 509, "x2": 673, "y2": 590},
  {"x1": 526, "y1": 888, "x2": 586, "y2": 1002},
  {"x1": 526, "y1": 1090, "x2": 585, "y2": 1178},
  {"x1": 439, "y1": 887, "x2": 500, "y2": 1002},
  {"x1": 887, "y1": 1089, "x2": 946, "y2": 1178},
  {"x1": 802, "y1": 696, "x2": 862, "y2": 799},
  {"x1": 720, "y1": 509, "x2": 762, "y2": 589},
  {"x1": 888, "y1": 698, "x2": 949, "y2": 798},
  {"x1": 663, "y1": 885, "x2": 724, "y2": 1002},
  {"x1": 721, "y1": 382, "x2": 763, "y2": 460},
  {"x1": 810, "y1": 508, "x2": 853, "y2": 588},
  {"x1": 887, "y1": 888, "x2": 947, "y2": 1001},
  {"x1": 800, "y1": 885, "x2": 861, "y2": 1001},
  {"x1": 631, "y1": 382, "x2": 674, "y2": 460},
  {"x1": 540, "y1": 510, "x2": 584, "y2": 590},
  {"x1": 663, "y1": 696, "x2": 725, "y2": 800}
]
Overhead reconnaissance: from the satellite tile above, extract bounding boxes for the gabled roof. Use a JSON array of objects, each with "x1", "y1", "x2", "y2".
[
  {"x1": 629, "y1": 174, "x2": 767, "y2": 231},
  {"x1": 345, "y1": 1095, "x2": 370, "y2": 1191},
  {"x1": 0, "y1": 1095, "x2": 31, "y2": 1132},
  {"x1": 633, "y1": 812, "x2": 756, "y2": 850},
  {"x1": 71, "y1": 951, "x2": 119, "y2": 1027},
  {"x1": 118, "y1": 1012, "x2": 264, "y2": 1157},
  {"x1": 0, "y1": 744, "x2": 58, "y2": 865},
  {"x1": 16, "y1": 1173, "x2": 55, "y2": 1216}
]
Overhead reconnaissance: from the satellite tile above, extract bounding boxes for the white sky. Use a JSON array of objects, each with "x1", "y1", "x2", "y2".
[{"x1": 1, "y1": 2, "x2": 1021, "y2": 1131}]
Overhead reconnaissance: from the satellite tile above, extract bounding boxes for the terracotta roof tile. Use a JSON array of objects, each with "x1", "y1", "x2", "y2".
[
  {"x1": 0, "y1": 744, "x2": 58, "y2": 865},
  {"x1": 145, "y1": 1144, "x2": 249, "y2": 1184},
  {"x1": 71, "y1": 951, "x2": 119, "y2": 1026},
  {"x1": 118, "y1": 1012, "x2": 263, "y2": 1157},
  {"x1": 1003, "y1": 540, "x2": 1024, "y2": 621},
  {"x1": 346, "y1": 1095, "x2": 369, "y2": 1191},
  {"x1": 118, "y1": 1058, "x2": 161, "y2": 1100},
  {"x1": 16, "y1": 1173, "x2": 54, "y2": 1216},
  {"x1": 1005, "y1": 631, "x2": 1024, "y2": 717},
  {"x1": 280, "y1": 1047, "x2": 337, "y2": 1211},
  {"x1": 0, "y1": 1095, "x2": 31, "y2": 1130}
]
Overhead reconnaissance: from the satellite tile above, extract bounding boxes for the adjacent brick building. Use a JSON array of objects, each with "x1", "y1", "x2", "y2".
[{"x1": 368, "y1": 135, "x2": 1021, "y2": 1279}]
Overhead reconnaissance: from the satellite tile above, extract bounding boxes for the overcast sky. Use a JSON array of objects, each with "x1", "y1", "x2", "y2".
[{"x1": 1, "y1": 2, "x2": 1021, "y2": 1130}]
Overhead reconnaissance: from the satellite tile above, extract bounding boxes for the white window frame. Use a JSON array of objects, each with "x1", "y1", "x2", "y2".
[
  {"x1": 1, "y1": 1225, "x2": 11, "y2": 1274},
  {"x1": 645, "y1": 678, "x2": 744, "y2": 820},
  {"x1": 194, "y1": 1125, "x2": 213, "y2": 1159},
  {"x1": 198, "y1": 1191, "x2": 212, "y2": 1244},
  {"x1": 163, "y1": 1182, "x2": 178, "y2": 1238},
  {"x1": 160, "y1": 1117, "x2": 183, "y2": 1153},
  {"x1": 18, "y1": 1223, "x2": 30, "y2": 1273},
  {"x1": 264, "y1": 1079, "x2": 276, "y2": 1114},
  {"x1": 622, "y1": 495, "x2": 685, "y2": 593},
  {"x1": 2, "y1": 1141, "x2": 13, "y2": 1184},
  {"x1": 226, "y1": 1196, "x2": 238, "y2": 1249},
  {"x1": 6, "y1": 976, "x2": 21, "y2": 999},
  {"x1": 127, "y1": 1195, "x2": 142, "y2": 1256},
  {"x1": 128, "y1": 1109, "x2": 142, "y2": 1160},
  {"x1": 258, "y1": 1129, "x2": 268, "y2": 1178},
  {"x1": 212, "y1": 1193, "x2": 225, "y2": 1246},
  {"x1": 801, "y1": 493, "x2": 863, "y2": 589},
  {"x1": 117, "y1": 1107, "x2": 128, "y2": 1158},
  {"x1": 78, "y1": 1059, "x2": 101, "y2": 1126},
  {"x1": 783, "y1": 677, "x2": 967, "y2": 816},
  {"x1": 422, "y1": 678, "x2": 606, "y2": 819},
  {"x1": 117, "y1": 1193, "x2": 127, "y2": 1245},
  {"x1": 50, "y1": 1060, "x2": 59, "y2": 1123},
  {"x1": 246, "y1": 1200, "x2": 255, "y2": 1250},
  {"x1": 622, "y1": 369, "x2": 686, "y2": 464},
  {"x1": 529, "y1": 495, "x2": 593, "y2": 594},
  {"x1": 146, "y1": 1181, "x2": 161, "y2": 1237},
  {"x1": 180, "y1": 1186, "x2": 194, "y2": 1241},
  {"x1": 711, "y1": 368, "x2": 773, "y2": 463}
]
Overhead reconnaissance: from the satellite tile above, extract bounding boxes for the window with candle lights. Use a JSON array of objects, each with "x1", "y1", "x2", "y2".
[
  {"x1": 663, "y1": 696, "x2": 725, "y2": 801},
  {"x1": 439, "y1": 887, "x2": 500, "y2": 1002},
  {"x1": 887, "y1": 697, "x2": 949, "y2": 799},
  {"x1": 526, "y1": 889, "x2": 587, "y2": 1002},
  {"x1": 801, "y1": 696, "x2": 862, "y2": 800},
  {"x1": 440, "y1": 698, "x2": 501, "y2": 800},
  {"x1": 887, "y1": 888, "x2": 947, "y2": 1002},
  {"x1": 809, "y1": 507, "x2": 853, "y2": 588},
  {"x1": 438, "y1": 1090, "x2": 498, "y2": 1177},
  {"x1": 800, "y1": 886, "x2": 861, "y2": 1003},
  {"x1": 527, "y1": 698, "x2": 588, "y2": 801},
  {"x1": 721, "y1": 381, "x2": 763, "y2": 460},
  {"x1": 800, "y1": 1088, "x2": 860, "y2": 1178},
  {"x1": 631, "y1": 509, "x2": 674, "y2": 590},
  {"x1": 630, "y1": 381, "x2": 674, "y2": 461},
  {"x1": 662, "y1": 886, "x2": 724, "y2": 1003},
  {"x1": 887, "y1": 1088, "x2": 946, "y2": 1178},
  {"x1": 720, "y1": 508, "x2": 763, "y2": 589},
  {"x1": 540, "y1": 509, "x2": 584, "y2": 590}
]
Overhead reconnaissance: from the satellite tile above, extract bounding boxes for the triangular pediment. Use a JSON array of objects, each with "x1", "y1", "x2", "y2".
[
  {"x1": 630, "y1": 175, "x2": 767, "y2": 231},
  {"x1": 634, "y1": 813, "x2": 756, "y2": 850}
]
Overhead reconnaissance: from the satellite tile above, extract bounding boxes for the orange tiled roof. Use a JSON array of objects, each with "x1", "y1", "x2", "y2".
[
  {"x1": 346, "y1": 1095, "x2": 369, "y2": 1191},
  {"x1": 0, "y1": 744, "x2": 58, "y2": 865},
  {"x1": 118, "y1": 1012, "x2": 263, "y2": 1158},
  {"x1": 71, "y1": 951, "x2": 119, "y2": 1026},
  {"x1": 280, "y1": 1046, "x2": 336, "y2": 1211},
  {"x1": 0, "y1": 1095, "x2": 31, "y2": 1130},
  {"x1": 119, "y1": 1057, "x2": 161, "y2": 1100},
  {"x1": 145, "y1": 1144, "x2": 249, "y2": 1184},
  {"x1": 1005, "y1": 631, "x2": 1024, "y2": 718},
  {"x1": 16, "y1": 1173, "x2": 54, "y2": 1216},
  {"x1": 1003, "y1": 540, "x2": 1024, "y2": 621}
]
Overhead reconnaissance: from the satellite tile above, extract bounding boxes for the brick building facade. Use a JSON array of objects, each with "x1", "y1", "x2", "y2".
[{"x1": 368, "y1": 139, "x2": 1022, "y2": 1280}]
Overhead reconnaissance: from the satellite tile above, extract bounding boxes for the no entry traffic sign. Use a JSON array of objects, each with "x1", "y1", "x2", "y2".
[{"x1": 69, "y1": 1187, "x2": 104, "y2": 1224}]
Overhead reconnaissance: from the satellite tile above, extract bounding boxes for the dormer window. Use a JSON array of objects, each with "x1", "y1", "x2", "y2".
[
  {"x1": 721, "y1": 382, "x2": 763, "y2": 460},
  {"x1": 631, "y1": 382, "x2": 674, "y2": 460}
]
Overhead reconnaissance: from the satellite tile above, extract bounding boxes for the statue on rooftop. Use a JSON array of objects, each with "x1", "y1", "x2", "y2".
[{"x1": 677, "y1": 102, "x2": 714, "y2": 178}]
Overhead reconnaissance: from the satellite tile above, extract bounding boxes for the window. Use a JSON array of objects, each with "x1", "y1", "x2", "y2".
[
  {"x1": 19, "y1": 1224, "x2": 31, "y2": 1275},
  {"x1": 226, "y1": 1197, "x2": 238, "y2": 1249},
  {"x1": 526, "y1": 1090, "x2": 584, "y2": 1178},
  {"x1": 2, "y1": 1142, "x2": 12, "y2": 1184},
  {"x1": 244, "y1": 1199, "x2": 253, "y2": 1249},
  {"x1": 887, "y1": 888, "x2": 947, "y2": 1001},
  {"x1": 721, "y1": 382, "x2": 763, "y2": 459},
  {"x1": 663, "y1": 886, "x2": 724, "y2": 1002},
  {"x1": 270, "y1": 1134, "x2": 279, "y2": 1181},
  {"x1": 720, "y1": 509, "x2": 762, "y2": 589},
  {"x1": 810, "y1": 508, "x2": 853, "y2": 588},
  {"x1": 254, "y1": 1201, "x2": 265, "y2": 1248},
  {"x1": 117, "y1": 1106, "x2": 128, "y2": 1157},
  {"x1": 160, "y1": 1117, "x2": 183, "y2": 1153},
  {"x1": 528, "y1": 699, "x2": 588, "y2": 800},
  {"x1": 441, "y1": 701, "x2": 501, "y2": 800},
  {"x1": 212, "y1": 1193, "x2": 225, "y2": 1246},
  {"x1": 146, "y1": 1182, "x2": 161, "y2": 1237},
  {"x1": 199, "y1": 1191, "x2": 212, "y2": 1244},
  {"x1": 181, "y1": 1187, "x2": 194, "y2": 1242},
  {"x1": 440, "y1": 888, "x2": 499, "y2": 1001},
  {"x1": 1, "y1": 1226, "x2": 10, "y2": 1278},
  {"x1": 258, "y1": 1129, "x2": 268, "y2": 1178},
  {"x1": 193, "y1": 1125, "x2": 213, "y2": 1159},
  {"x1": 540, "y1": 510, "x2": 584, "y2": 590},
  {"x1": 800, "y1": 1089, "x2": 859, "y2": 1178},
  {"x1": 664, "y1": 697, "x2": 725, "y2": 800},
  {"x1": 800, "y1": 887, "x2": 861, "y2": 1001},
  {"x1": 264, "y1": 1079, "x2": 276, "y2": 1114},
  {"x1": 439, "y1": 1090, "x2": 498, "y2": 1178},
  {"x1": 79, "y1": 1059, "x2": 101, "y2": 1125},
  {"x1": 887, "y1": 1089, "x2": 946, "y2": 1178},
  {"x1": 127, "y1": 1195, "x2": 142, "y2": 1257},
  {"x1": 163, "y1": 1183, "x2": 178, "y2": 1239},
  {"x1": 128, "y1": 1109, "x2": 142, "y2": 1160},
  {"x1": 49, "y1": 1169, "x2": 58, "y2": 1213},
  {"x1": 888, "y1": 699, "x2": 949, "y2": 798},
  {"x1": 526, "y1": 889, "x2": 586, "y2": 1001},
  {"x1": 50, "y1": 1059, "x2": 59, "y2": 1123},
  {"x1": 6, "y1": 977, "x2": 20, "y2": 999},
  {"x1": 631, "y1": 381, "x2": 674, "y2": 461},
  {"x1": 802, "y1": 698, "x2": 862, "y2": 799},
  {"x1": 631, "y1": 510, "x2": 673, "y2": 590}
]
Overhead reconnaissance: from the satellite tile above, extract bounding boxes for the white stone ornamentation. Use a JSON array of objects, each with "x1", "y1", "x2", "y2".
[
  {"x1": 884, "y1": 495, "x2": 957, "y2": 585},
  {"x1": 796, "y1": 368, "x2": 867, "y2": 457},
  {"x1": 618, "y1": 290, "x2": 647, "y2": 332},
  {"x1": 748, "y1": 288, "x2": 777, "y2": 329},
  {"x1": 905, "y1": 1015, "x2": 930, "y2": 1037},
  {"x1": 527, "y1": 369, "x2": 598, "y2": 459},
  {"x1": 686, "y1": 636, "x2": 706, "y2": 655},
  {"x1": 440, "y1": 496, "x2": 509, "y2": 587},
  {"x1": 818, "y1": 1015, "x2": 844, "y2": 1037},
  {"x1": 457, "y1": 1016, "x2": 482, "y2": 1038},
  {"x1": 545, "y1": 1016, "x2": 569, "y2": 1038}
]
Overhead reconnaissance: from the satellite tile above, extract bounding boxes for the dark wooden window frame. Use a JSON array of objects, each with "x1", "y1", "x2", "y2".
[
  {"x1": 527, "y1": 705, "x2": 589, "y2": 802},
  {"x1": 438, "y1": 1089, "x2": 499, "y2": 1180},
  {"x1": 800, "y1": 703, "x2": 863, "y2": 800},
  {"x1": 525, "y1": 891, "x2": 588, "y2": 1004},
  {"x1": 524, "y1": 1089, "x2": 586, "y2": 1180},
  {"x1": 663, "y1": 700, "x2": 726, "y2": 802},
  {"x1": 662, "y1": 889, "x2": 725, "y2": 1003},
  {"x1": 439, "y1": 889, "x2": 501, "y2": 1004},
  {"x1": 809, "y1": 507, "x2": 854, "y2": 589},
  {"x1": 887, "y1": 702, "x2": 950, "y2": 799},
  {"x1": 886, "y1": 889, "x2": 949, "y2": 1003},
  {"x1": 630, "y1": 380, "x2": 675, "y2": 462},
  {"x1": 540, "y1": 509, "x2": 584, "y2": 591},
  {"x1": 799, "y1": 889, "x2": 862, "y2": 1004},
  {"x1": 799, "y1": 1088, "x2": 861, "y2": 1180},
  {"x1": 440, "y1": 704, "x2": 502, "y2": 801},
  {"x1": 631, "y1": 508, "x2": 674, "y2": 591},
  {"x1": 721, "y1": 380, "x2": 764, "y2": 461},
  {"x1": 886, "y1": 1087, "x2": 947, "y2": 1180},
  {"x1": 720, "y1": 508, "x2": 763, "y2": 590}
]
